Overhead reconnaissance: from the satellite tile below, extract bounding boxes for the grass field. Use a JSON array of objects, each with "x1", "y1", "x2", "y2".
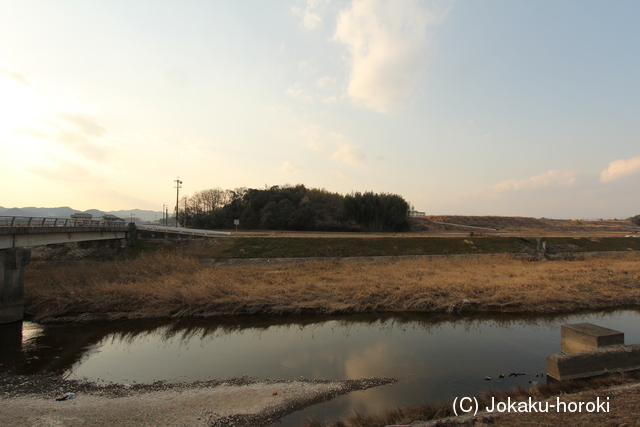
[{"x1": 25, "y1": 250, "x2": 640, "y2": 322}]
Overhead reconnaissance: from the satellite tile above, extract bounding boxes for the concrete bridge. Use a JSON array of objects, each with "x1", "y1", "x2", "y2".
[{"x1": 0, "y1": 216, "x2": 136, "y2": 323}]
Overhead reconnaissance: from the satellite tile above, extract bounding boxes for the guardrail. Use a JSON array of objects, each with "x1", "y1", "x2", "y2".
[
  {"x1": 137, "y1": 224, "x2": 230, "y2": 236},
  {"x1": 0, "y1": 216, "x2": 128, "y2": 228}
]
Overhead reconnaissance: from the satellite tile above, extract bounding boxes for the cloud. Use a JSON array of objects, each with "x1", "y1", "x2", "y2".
[
  {"x1": 27, "y1": 157, "x2": 102, "y2": 184},
  {"x1": 300, "y1": 126, "x2": 345, "y2": 151},
  {"x1": 23, "y1": 112, "x2": 109, "y2": 161},
  {"x1": 331, "y1": 170, "x2": 347, "y2": 179},
  {"x1": 56, "y1": 112, "x2": 107, "y2": 138},
  {"x1": 316, "y1": 75, "x2": 334, "y2": 87},
  {"x1": 299, "y1": 126, "x2": 323, "y2": 151},
  {"x1": 333, "y1": 0, "x2": 445, "y2": 112},
  {"x1": 490, "y1": 170, "x2": 578, "y2": 192},
  {"x1": 599, "y1": 155, "x2": 640, "y2": 183},
  {"x1": 292, "y1": 0, "x2": 329, "y2": 31},
  {"x1": 285, "y1": 83, "x2": 312, "y2": 101},
  {"x1": 0, "y1": 67, "x2": 29, "y2": 85},
  {"x1": 298, "y1": 60, "x2": 316, "y2": 74},
  {"x1": 331, "y1": 143, "x2": 366, "y2": 165},
  {"x1": 279, "y1": 161, "x2": 300, "y2": 173}
]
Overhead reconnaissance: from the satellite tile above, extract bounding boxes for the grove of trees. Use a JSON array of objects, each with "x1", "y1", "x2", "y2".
[{"x1": 178, "y1": 184, "x2": 410, "y2": 232}]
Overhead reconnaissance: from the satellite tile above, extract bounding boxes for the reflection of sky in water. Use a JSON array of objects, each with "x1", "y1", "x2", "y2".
[{"x1": 24, "y1": 310, "x2": 640, "y2": 423}]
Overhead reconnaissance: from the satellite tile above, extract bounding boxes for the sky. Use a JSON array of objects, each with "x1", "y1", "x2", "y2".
[{"x1": 1, "y1": 0, "x2": 639, "y2": 219}]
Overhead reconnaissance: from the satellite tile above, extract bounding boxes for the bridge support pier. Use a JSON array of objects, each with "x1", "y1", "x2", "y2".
[{"x1": 0, "y1": 248, "x2": 31, "y2": 324}]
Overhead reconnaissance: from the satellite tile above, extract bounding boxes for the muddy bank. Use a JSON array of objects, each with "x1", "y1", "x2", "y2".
[{"x1": 0, "y1": 373, "x2": 394, "y2": 427}]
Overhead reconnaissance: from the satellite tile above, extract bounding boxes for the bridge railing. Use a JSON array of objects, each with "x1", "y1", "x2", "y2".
[{"x1": 0, "y1": 216, "x2": 128, "y2": 228}]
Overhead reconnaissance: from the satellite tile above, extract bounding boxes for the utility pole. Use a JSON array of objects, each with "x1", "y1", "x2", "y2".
[
  {"x1": 184, "y1": 195, "x2": 188, "y2": 227},
  {"x1": 175, "y1": 177, "x2": 182, "y2": 227}
]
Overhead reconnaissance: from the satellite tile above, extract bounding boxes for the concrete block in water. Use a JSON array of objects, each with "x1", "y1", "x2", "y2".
[
  {"x1": 561, "y1": 323, "x2": 624, "y2": 353},
  {"x1": 547, "y1": 344, "x2": 640, "y2": 381}
]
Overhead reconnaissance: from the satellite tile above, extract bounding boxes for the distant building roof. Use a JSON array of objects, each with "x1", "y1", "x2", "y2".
[
  {"x1": 71, "y1": 213, "x2": 92, "y2": 219},
  {"x1": 101, "y1": 214, "x2": 125, "y2": 221}
]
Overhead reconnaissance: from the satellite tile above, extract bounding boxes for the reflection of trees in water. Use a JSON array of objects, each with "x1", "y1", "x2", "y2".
[{"x1": 2, "y1": 309, "x2": 635, "y2": 377}]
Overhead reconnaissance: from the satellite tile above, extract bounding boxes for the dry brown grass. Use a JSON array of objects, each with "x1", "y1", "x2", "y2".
[{"x1": 24, "y1": 253, "x2": 640, "y2": 323}]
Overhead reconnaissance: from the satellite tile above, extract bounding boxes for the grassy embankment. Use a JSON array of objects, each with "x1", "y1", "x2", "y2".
[
  {"x1": 133, "y1": 235, "x2": 640, "y2": 259},
  {"x1": 25, "y1": 236, "x2": 640, "y2": 322}
]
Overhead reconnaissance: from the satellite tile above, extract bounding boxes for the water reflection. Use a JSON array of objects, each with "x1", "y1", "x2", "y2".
[{"x1": 1, "y1": 309, "x2": 639, "y2": 425}]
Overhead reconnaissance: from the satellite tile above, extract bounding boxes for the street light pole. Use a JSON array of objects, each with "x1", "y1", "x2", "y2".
[{"x1": 175, "y1": 177, "x2": 182, "y2": 227}]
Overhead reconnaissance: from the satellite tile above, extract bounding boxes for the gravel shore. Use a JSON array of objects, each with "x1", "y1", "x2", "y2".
[{"x1": 0, "y1": 374, "x2": 395, "y2": 427}]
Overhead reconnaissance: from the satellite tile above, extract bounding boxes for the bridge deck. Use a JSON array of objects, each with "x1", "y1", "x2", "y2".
[{"x1": 0, "y1": 226, "x2": 131, "y2": 250}]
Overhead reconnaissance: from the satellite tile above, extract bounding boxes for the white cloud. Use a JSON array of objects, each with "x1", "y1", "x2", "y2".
[
  {"x1": 24, "y1": 112, "x2": 109, "y2": 162},
  {"x1": 333, "y1": 0, "x2": 445, "y2": 112},
  {"x1": 599, "y1": 155, "x2": 640, "y2": 183},
  {"x1": 56, "y1": 112, "x2": 107, "y2": 138},
  {"x1": 300, "y1": 126, "x2": 323, "y2": 151},
  {"x1": 298, "y1": 59, "x2": 316, "y2": 73},
  {"x1": 292, "y1": 0, "x2": 329, "y2": 31},
  {"x1": 490, "y1": 170, "x2": 578, "y2": 192},
  {"x1": 300, "y1": 127, "x2": 345, "y2": 151},
  {"x1": 316, "y1": 75, "x2": 334, "y2": 87},
  {"x1": 331, "y1": 170, "x2": 347, "y2": 179},
  {"x1": 285, "y1": 83, "x2": 312, "y2": 101},
  {"x1": 280, "y1": 161, "x2": 300, "y2": 173},
  {"x1": 0, "y1": 67, "x2": 29, "y2": 85},
  {"x1": 331, "y1": 143, "x2": 366, "y2": 165}
]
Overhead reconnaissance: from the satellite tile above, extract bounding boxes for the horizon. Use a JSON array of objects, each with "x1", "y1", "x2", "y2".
[
  {"x1": 1, "y1": 1, "x2": 639, "y2": 219},
  {"x1": 0, "y1": 203, "x2": 636, "y2": 222}
]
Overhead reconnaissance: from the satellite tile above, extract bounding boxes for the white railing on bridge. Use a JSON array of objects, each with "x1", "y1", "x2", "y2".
[
  {"x1": 0, "y1": 216, "x2": 127, "y2": 228},
  {"x1": 137, "y1": 224, "x2": 230, "y2": 236}
]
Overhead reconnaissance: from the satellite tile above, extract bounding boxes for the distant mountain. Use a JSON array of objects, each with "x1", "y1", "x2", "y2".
[
  {"x1": 0, "y1": 206, "x2": 77, "y2": 218},
  {"x1": 0, "y1": 206, "x2": 163, "y2": 222},
  {"x1": 0, "y1": 207, "x2": 29, "y2": 216},
  {"x1": 105, "y1": 209, "x2": 164, "y2": 222}
]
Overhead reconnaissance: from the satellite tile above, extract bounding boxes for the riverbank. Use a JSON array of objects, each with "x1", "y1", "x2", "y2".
[
  {"x1": 302, "y1": 370, "x2": 640, "y2": 427},
  {"x1": 0, "y1": 374, "x2": 393, "y2": 427},
  {"x1": 25, "y1": 252, "x2": 640, "y2": 323},
  {"x1": 4, "y1": 371, "x2": 639, "y2": 427}
]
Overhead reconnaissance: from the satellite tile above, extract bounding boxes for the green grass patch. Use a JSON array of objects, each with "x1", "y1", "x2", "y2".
[
  {"x1": 545, "y1": 237, "x2": 640, "y2": 254},
  {"x1": 204, "y1": 237, "x2": 533, "y2": 258},
  {"x1": 128, "y1": 236, "x2": 640, "y2": 259}
]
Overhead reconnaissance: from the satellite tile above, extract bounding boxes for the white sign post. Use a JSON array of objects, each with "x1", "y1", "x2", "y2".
[{"x1": 234, "y1": 219, "x2": 239, "y2": 232}]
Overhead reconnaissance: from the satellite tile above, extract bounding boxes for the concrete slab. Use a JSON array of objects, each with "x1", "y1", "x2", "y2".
[
  {"x1": 547, "y1": 344, "x2": 640, "y2": 381},
  {"x1": 561, "y1": 323, "x2": 624, "y2": 353}
]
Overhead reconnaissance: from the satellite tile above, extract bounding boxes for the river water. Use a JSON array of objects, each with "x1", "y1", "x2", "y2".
[{"x1": 1, "y1": 309, "x2": 639, "y2": 426}]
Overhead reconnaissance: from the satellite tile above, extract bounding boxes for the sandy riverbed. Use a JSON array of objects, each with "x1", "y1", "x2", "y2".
[{"x1": 0, "y1": 374, "x2": 394, "y2": 427}]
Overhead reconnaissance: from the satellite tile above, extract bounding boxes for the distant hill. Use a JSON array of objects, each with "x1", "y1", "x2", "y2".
[{"x1": 0, "y1": 206, "x2": 162, "y2": 222}]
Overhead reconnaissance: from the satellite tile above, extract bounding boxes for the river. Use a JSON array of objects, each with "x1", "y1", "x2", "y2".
[{"x1": 1, "y1": 309, "x2": 639, "y2": 426}]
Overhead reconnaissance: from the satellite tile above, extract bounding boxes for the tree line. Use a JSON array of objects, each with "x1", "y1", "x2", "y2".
[{"x1": 177, "y1": 184, "x2": 410, "y2": 232}]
